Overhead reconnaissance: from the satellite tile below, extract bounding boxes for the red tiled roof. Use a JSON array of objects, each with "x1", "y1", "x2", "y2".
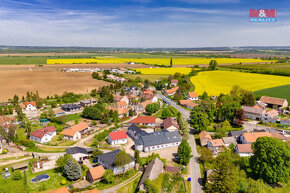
[
  {"x1": 271, "y1": 132, "x2": 287, "y2": 140},
  {"x1": 24, "y1": 101, "x2": 36, "y2": 107},
  {"x1": 107, "y1": 107, "x2": 130, "y2": 115},
  {"x1": 109, "y1": 130, "x2": 127, "y2": 140},
  {"x1": 163, "y1": 117, "x2": 179, "y2": 130},
  {"x1": 171, "y1": 79, "x2": 178, "y2": 83},
  {"x1": 188, "y1": 92, "x2": 198, "y2": 98},
  {"x1": 130, "y1": 116, "x2": 156, "y2": 124},
  {"x1": 82, "y1": 189, "x2": 100, "y2": 193},
  {"x1": 266, "y1": 109, "x2": 279, "y2": 118},
  {"x1": 143, "y1": 89, "x2": 153, "y2": 95},
  {"x1": 179, "y1": 100, "x2": 198, "y2": 107},
  {"x1": 61, "y1": 122, "x2": 88, "y2": 137},
  {"x1": 87, "y1": 165, "x2": 105, "y2": 180},
  {"x1": 199, "y1": 131, "x2": 212, "y2": 141},
  {"x1": 237, "y1": 144, "x2": 253, "y2": 153},
  {"x1": 209, "y1": 139, "x2": 225, "y2": 147},
  {"x1": 30, "y1": 126, "x2": 56, "y2": 139},
  {"x1": 242, "y1": 132, "x2": 272, "y2": 143},
  {"x1": 165, "y1": 87, "x2": 179, "y2": 95},
  {"x1": 117, "y1": 101, "x2": 128, "y2": 108},
  {"x1": 49, "y1": 187, "x2": 70, "y2": 193}
]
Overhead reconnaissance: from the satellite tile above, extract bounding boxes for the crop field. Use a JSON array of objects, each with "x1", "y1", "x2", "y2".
[
  {"x1": 47, "y1": 57, "x2": 275, "y2": 66},
  {"x1": 254, "y1": 85, "x2": 290, "y2": 101},
  {"x1": 0, "y1": 69, "x2": 110, "y2": 101},
  {"x1": 190, "y1": 71, "x2": 290, "y2": 96},
  {"x1": 134, "y1": 67, "x2": 198, "y2": 75},
  {"x1": 47, "y1": 58, "x2": 99, "y2": 64}
]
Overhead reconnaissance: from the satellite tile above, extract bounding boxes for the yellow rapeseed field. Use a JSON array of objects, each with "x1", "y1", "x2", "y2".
[
  {"x1": 47, "y1": 59, "x2": 99, "y2": 64},
  {"x1": 190, "y1": 71, "x2": 290, "y2": 96},
  {"x1": 47, "y1": 58, "x2": 275, "y2": 65},
  {"x1": 134, "y1": 67, "x2": 197, "y2": 75}
]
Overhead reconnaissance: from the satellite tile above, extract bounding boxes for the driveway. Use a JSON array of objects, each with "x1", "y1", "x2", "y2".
[{"x1": 157, "y1": 92, "x2": 202, "y2": 193}]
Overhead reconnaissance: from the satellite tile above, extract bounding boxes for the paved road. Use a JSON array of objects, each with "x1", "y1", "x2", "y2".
[{"x1": 157, "y1": 92, "x2": 203, "y2": 193}]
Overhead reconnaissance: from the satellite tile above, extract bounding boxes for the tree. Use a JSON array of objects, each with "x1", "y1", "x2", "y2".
[
  {"x1": 241, "y1": 91, "x2": 256, "y2": 106},
  {"x1": 63, "y1": 158, "x2": 82, "y2": 181},
  {"x1": 161, "y1": 108, "x2": 173, "y2": 119},
  {"x1": 208, "y1": 60, "x2": 217, "y2": 70},
  {"x1": 145, "y1": 103, "x2": 159, "y2": 115},
  {"x1": 114, "y1": 150, "x2": 132, "y2": 176},
  {"x1": 199, "y1": 147, "x2": 213, "y2": 169},
  {"x1": 250, "y1": 137, "x2": 289, "y2": 184},
  {"x1": 134, "y1": 150, "x2": 140, "y2": 164},
  {"x1": 202, "y1": 91, "x2": 209, "y2": 99},
  {"x1": 56, "y1": 154, "x2": 73, "y2": 172},
  {"x1": 177, "y1": 113, "x2": 189, "y2": 139},
  {"x1": 205, "y1": 154, "x2": 237, "y2": 193},
  {"x1": 173, "y1": 90, "x2": 183, "y2": 100},
  {"x1": 177, "y1": 139, "x2": 192, "y2": 165},
  {"x1": 103, "y1": 169, "x2": 115, "y2": 183},
  {"x1": 234, "y1": 109, "x2": 245, "y2": 126},
  {"x1": 129, "y1": 109, "x2": 134, "y2": 117},
  {"x1": 190, "y1": 109, "x2": 210, "y2": 131},
  {"x1": 144, "y1": 178, "x2": 160, "y2": 193},
  {"x1": 215, "y1": 121, "x2": 230, "y2": 138},
  {"x1": 170, "y1": 58, "x2": 173, "y2": 67},
  {"x1": 12, "y1": 170, "x2": 22, "y2": 180},
  {"x1": 91, "y1": 149, "x2": 103, "y2": 161}
]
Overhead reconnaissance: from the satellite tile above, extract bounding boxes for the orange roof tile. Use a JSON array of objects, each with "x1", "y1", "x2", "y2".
[
  {"x1": 49, "y1": 187, "x2": 70, "y2": 193},
  {"x1": 82, "y1": 189, "x2": 100, "y2": 193},
  {"x1": 61, "y1": 122, "x2": 88, "y2": 137},
  {"x1": 88, "y1": 165, "x2": 105, "y2": 181},
  {"x1": 188, "y1": 92, "x2": 198, "y2": 98},
  {"x1": 210, "y1": 139, "x2": 225, "y2": 147},
  {"x1": 242, "y1": 132, "x2": 273, "y2": 143},
  {"x1": 199, "y1": 131, "x2": 212, "y2": 141},
  {"x1": 165, "y1": 87, "x2": 179, "y2": 95},
  {"x1": 141, "y1": 100, "x2": 152, "y2": 108}
]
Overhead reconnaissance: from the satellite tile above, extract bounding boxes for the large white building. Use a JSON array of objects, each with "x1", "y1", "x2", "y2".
[
  {"x1": 29, "y1": 126, "x2": 56, "y2": 144},
  {"x1": 108, "y1": 131, "x2": 128, "y2": 145}
]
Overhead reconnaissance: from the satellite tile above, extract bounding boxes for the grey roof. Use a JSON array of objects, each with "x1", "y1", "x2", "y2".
[
  {"x1": 242, "y1": 106, "x2": 265, "y2": 115},
  {"x1": 222, "y1": 137, "x2": 237, "y2": 145},
  {"x1": 66, "y1": 147, "x2": 94, "y2": 155},
  {"x1": 137, "y1": 157, "x2": 164, "y2": 189},
  {"x1": 61, "y1": 103, "x2": 81, "y2": 109},
  {"x1": 128, "y1": 124, "x2": 149, "y2": 138},
  {"x1": 97, "y1": 149, "x2": 135, "y2": 168},
  {"x1": 228, "y1": 130, "x2": 247, "y2": 139},
  {"x1": 137, "y1": 130, "x2": 181, "y2": 148},
  {"x1": 80, "y1": 99, "x2": 90, "y2": 104}
]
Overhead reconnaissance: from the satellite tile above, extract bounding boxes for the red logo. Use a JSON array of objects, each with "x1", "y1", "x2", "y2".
[{"x1": 250, "y1": 9, "x2": 276, "y2": 18}]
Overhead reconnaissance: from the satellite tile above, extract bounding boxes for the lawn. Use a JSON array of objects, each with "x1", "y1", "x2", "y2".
[
  {"x1": 118, "y1": 175, "x2": 141, "y2": 193},
  {"x1": 190, "y1": 71, "x2": 290, "y2": 96},
  {"x1": 123, "y1": 74, "x2": 169, "y2": 81},
  {"x1": 0, "y1": 169, "x2": 69, "y2": 193},
  {"x1": 254, "y1": 84, "x2": 290, "y2": 101},
  {"x1": 134, "y1": 67, "x2": 196, "y2": 75}
]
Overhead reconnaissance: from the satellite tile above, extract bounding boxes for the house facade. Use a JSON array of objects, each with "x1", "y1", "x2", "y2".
[
  {"x1": 66, "y1": 147, "x2": 94, "y2": 161},
  {"x1": 29, "y1": 126, "x2": 56, "y2": 144},
  {"x1": 130, "y1": 116, "x2": 156, "y2": 127},
  {"x1": 259, "y1": 96, "x2": 288, "y2": 108},
  {"x1": 61, "y1": 122, "x2": 90, "y2": 141},
  {"x1": 242, "y1": 106, "x2": 266, "y2": 121},
  {"x1": 61, "y1": 104, "x2": 82, "y2": 112},
  {"x1": 236, "y1": 144, "x2": 253, "y2": 157},
  {"x1": 108, "y1": 131, "x2": 128, "y2": 145},
  {"x1": 187, "y1": 92, "x2": 198, "y2": 101},
  {"x1": 162, "y1": 117, "x2": 179, "y2": 131},
  {"x1": 24, "y1": 101, "x2": 37, "y2": 111}
]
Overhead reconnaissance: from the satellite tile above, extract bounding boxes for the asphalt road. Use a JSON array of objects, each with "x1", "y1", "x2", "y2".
[{"x1": 157, "y1": 92, "x2": 203, "y2": 193}]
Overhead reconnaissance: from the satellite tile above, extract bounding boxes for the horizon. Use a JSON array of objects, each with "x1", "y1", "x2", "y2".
[{"x1": 0, "y1": 0, "x2": 289, "y2": 47}]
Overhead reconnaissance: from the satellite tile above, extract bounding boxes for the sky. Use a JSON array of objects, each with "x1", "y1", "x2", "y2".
[{"x1": 0, "y1": 0, "x2": 289, "y2": 48}]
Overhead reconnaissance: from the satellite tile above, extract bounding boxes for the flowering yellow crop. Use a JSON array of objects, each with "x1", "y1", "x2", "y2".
[
  {"x1": 134, "y1": 67, "x2": 198, "y2": 75},
  {"x1": 190, "y1": 71, "x2": 290, "y2": 96},
  {"x1": 47, "y1": 59, "x2": 99, "y2": 64}
]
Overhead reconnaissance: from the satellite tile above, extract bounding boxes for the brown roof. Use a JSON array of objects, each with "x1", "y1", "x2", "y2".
[
  {"x1": 107, "y1": 107, "x2": 130, "y2": 115},
  {"x1": 114, "y1": 95, "x2": 128, "y2": 102},
  {"x1": 271, "y1": 132, "x2": 287, "y2": 140},
  {"x1": 87, "y1": 165, "x2": 105, "y2": 180},
  {"x1": 117, "y1": 101, "x2": 128, "y2": 108},
  {"x1": 165, "y1": 87, "x2": 179, "y2": 95},
  {"x1": 0, "y1": 116, "x2": 15, "y2": 126},
  {"x1": 163, "y1": 117, "x2": 179, "y2": 130},
  {"x1": 143, "y1": 89, "x2": 153, "y2": 95},
  {"x1": 242, "y1": 106, "x2": 266, "y2": 115},
  {"x1": 179, "y1": 100, "x2": 198, "y2": 107},
  {"x1": 49, "y1": 187, "x2": 70, "y2": 193},
  {"x1": 164, "y1": 166, "x2": 181, "y2": 172},
  {"x1": 130, "y1": 116, "x2": 156, "y2": 124},
  {"x1": 209, "y1": 139, "x2": 225, "y2": 147},
  {"x1": 260, "y1": 96, "x2": 287, "y2": 106},
  {"x1": 82, "y1": 189, "x2": 100, "y2": 193},
  {"x1": 199, "y1": 131, "x2": 212, "y2": 141},
  {"x1": 188, "y1": 92, "x2": 198, "y2": 98},
  {"x1": 236, "y1": 144, "x2": 253, "y2": 153},
  {"x1": 61, "y1": 122, "x2": 88, "y2": 137},
  {"x1": 141, "y1": 94, "x2": 156, "y2": 100},
  {"x1": 266, "y1": 109, "x2": 279, "y2": 118},
  {"x1": 242, "y1": 132, "x2": 273, "y2": 143},
  {"x1": 30, "y1": 126, "x2": 56, "y2": 139}
]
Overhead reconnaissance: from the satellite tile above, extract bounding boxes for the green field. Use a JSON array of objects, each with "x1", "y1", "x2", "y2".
[
  {"x1": 254, "y1": 84, "x2": 290, "y2": 101},
  {"x1": 190, "y1": 71, "x2": 290, "y2": 96}
]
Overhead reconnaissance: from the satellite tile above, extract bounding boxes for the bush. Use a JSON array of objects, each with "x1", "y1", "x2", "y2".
[
  {"x1": 144, "y1": 179, "x2": 160, "y2": 193},
  {"x1": 2, "y1": 149, "x2": 8, "y2": 154},
  {"x1": 60, "y1": 179, "x2": 66, "y2": 185},
  {"x1": 102, "y1": 169, "x2": 115, "y2": 184},
  {"x1": 12, "y1": 170, "x2": 22, "y2": 180},
  {"x1": 20, "y1": 139, "x2": 36, "y2": 148}
]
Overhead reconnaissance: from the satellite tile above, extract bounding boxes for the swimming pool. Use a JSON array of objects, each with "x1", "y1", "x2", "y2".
[{"x1": 30, "y1": 173, "x2": 50, "y2": 183}]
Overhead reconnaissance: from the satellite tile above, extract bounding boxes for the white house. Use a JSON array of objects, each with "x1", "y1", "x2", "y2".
[
  {"x1": 29, "y1": 126, "x2": 56, "y2": 144},
  {"x1": 261, "y1": 109, "x2": 279, "y2": 123},
  {"x1": 114, "y1": 95, "x2": 129, "y2": 105},
  {"x1": 187, "y1": 92, "x2": 199, "y2": 101},
  {"x1": 24, "y1": 101, "x2": 37, "y2": 111},
  {"x1": 108, "y1": 131, "x2": 128, "y2": 145},
  {"x1": 236, "y1": 144, "x2": 253, "y2": 157}
]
